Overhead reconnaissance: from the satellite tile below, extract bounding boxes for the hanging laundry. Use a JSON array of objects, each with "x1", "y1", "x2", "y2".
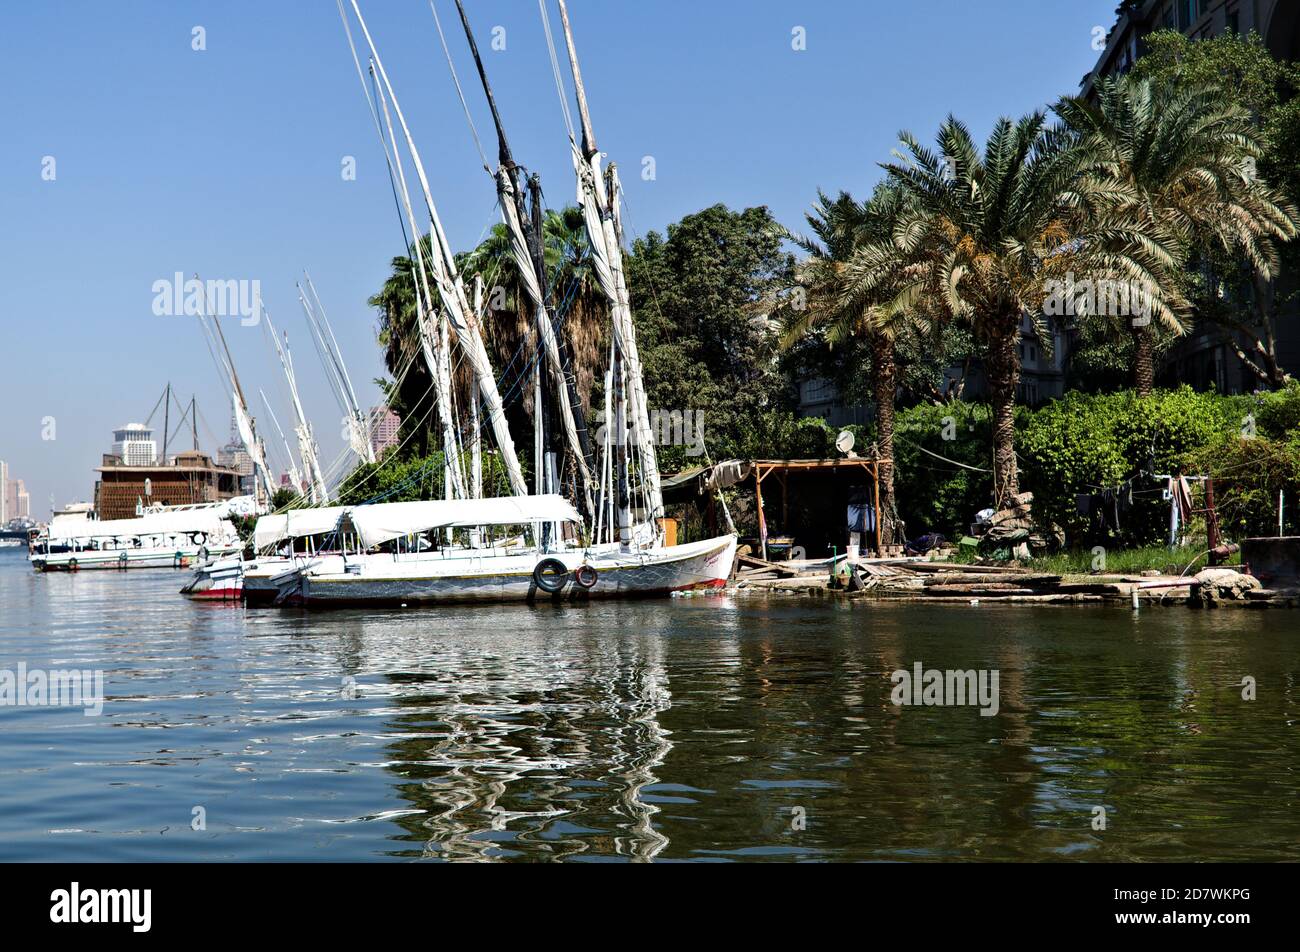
[{"x1": 1170, "y1": 476, "x2": 1193, "y2": 523}]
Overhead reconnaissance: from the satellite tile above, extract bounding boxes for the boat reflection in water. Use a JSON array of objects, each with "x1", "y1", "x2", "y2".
[{"x1": 363, "y1": 623, "x2": 682, "y2": 861}]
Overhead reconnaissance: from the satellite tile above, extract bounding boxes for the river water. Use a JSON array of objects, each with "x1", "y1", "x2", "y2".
[{"x1": 1, "y1": 546, "x2": 1296, "y2": 862}]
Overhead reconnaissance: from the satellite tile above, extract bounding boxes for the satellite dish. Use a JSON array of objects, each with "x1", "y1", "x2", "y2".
[{"x1": 835, "y1": 430, "x2": 855, "y2": 454}]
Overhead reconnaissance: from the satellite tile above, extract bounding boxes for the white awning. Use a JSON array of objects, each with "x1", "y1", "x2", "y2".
[
  {"x1": 348, "y1": 494, "x2": 581, "y2": 549},
  {"x1": 45, "y1": 510, "x2": 235, "y2": 543},
  {"x1": 253, "y1": 506, "x2": 349, "y2": 551}
]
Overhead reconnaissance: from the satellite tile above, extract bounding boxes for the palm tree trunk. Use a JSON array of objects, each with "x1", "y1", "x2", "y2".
[
  {"x1": 870, "y1": 332, "x2": 898, "y2": 542},
  {"x1": 984, "y1": 313, "x2": 1021, "y2": 508},
  {"x1": 1131, "y1": 324, "x2": 1154, "y2": 397}
]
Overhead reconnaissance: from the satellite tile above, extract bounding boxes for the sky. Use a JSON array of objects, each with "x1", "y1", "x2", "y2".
[{"x1": 0, "y1": 0, "x2": 1118, "y2": 513}]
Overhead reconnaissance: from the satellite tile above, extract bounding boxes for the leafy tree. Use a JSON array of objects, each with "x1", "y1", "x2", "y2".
[
  {"x1": 781, "y1": 184, "x2": 929, "y2": 538},
  {"x1": 270, "y1": 487, "x2": 299, "y2": 510},
  {"x1": 624, "y1": 204, "x2": 798, "y2": 470},
  {"x1": 1128, "y1": 30, "x2": 1300, "y2": 388},
  {"x1": 1057, "y1": 74, "x2": 1297, "y2": 394}
]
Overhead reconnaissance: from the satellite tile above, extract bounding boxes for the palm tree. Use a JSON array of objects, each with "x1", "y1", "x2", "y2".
[
  {"x1": 785, "y1": 184, "x2": 922, "y2": 540},
  {"x1": 458, "y1": 207, "x2": 608, "y2": 419},
  {"x1": 370, "y1": 235, "x2": 439, "y2": 457},
  {"x1": 840, "y1": 113, "x2": 1147, "y2": 506},
  {"x1": 1056, "y1": 76, "x2": 1298, "y2": 395}
]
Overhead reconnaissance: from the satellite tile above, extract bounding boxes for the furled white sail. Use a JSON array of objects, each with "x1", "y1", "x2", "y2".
[
  {"x1": 263, "y1": 309, "x2": 330, "y2": 504},
  {"x1": 554, "y1": 0, "x2": 663, "y2": 526},
  {"x1": 348, "y1": 493, "x2": 580, "y2": 549},
  {"x1": 347, "y1": 0, "x2": 528, "y2": 498},
  {"x1": 495, "y1": 169, "x2": 596, "y2": 514},
  {"x1": 233, "y1": 395, "x2": 278, "y2": 501},
  {"x1": 570, "y1": 146, "x2": 663, "y2": 523}
]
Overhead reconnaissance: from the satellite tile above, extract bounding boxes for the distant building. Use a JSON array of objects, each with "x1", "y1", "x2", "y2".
[
  {"x1": 6, "y1": 478, "x2": 30, "y2": 520},
  {"x1": 93, "y1": 450, "x2": 244, "y2": 521},
  {"x1": 0, "y1": 461, "x2": 7, "y2": 523},
  {"x1": 111, "y1": 423, "x2": 158, "y2": 467},
  {"x1": 369, "y1": 406, "x2": 400, "y2": 457}
]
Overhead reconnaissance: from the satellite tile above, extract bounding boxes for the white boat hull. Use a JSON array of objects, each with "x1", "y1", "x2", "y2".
[
  {"x1": 257, "y1": 535, "x2": 736, "y2": 607},
  {"x1": 33, "y1": 542, "x2": 241, "y2": 572}
]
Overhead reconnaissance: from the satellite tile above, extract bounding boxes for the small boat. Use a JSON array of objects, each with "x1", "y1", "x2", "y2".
[
  {"x1": 178, "y1": 554, "x2": 246, "y2": 600},
  {"x1": 181, "y1": 504, "x2": 351, "y2": 600},
  {"x1": 30, "y1": 505, "x2": 242, "y2": 572}
]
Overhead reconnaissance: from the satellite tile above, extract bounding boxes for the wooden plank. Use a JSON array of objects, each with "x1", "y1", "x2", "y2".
[{"x1": 925, "y1": 573, "x2": 1061, "y2": 587}]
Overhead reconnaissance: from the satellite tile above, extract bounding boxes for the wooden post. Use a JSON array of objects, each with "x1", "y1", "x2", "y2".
[
  {"x1": 871, "y1": 461, "x2": 882, "y2": 556},
  {"x1": 780, "y1": 471, "x2": 788, "y2": 530},
  {"x1": 755, "y1": 466, "x2": 768, "y2": 561},
  {"x1": 1206, "y1": 476, "x2": 1221, "y2": 565}
]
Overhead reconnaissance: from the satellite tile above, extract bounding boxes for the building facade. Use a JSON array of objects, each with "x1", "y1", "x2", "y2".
[
  {"x1": 5, "y1": 478, "x2": 30, "y2": 520},
  {"x1": 369, "y1": 406, "x2": 400, "y2": 458},
  {"x1": 111, "y1": 423, "x2": 158, "y2": 467},
  {"x1": 93, "y1": 451, "x2": 244, "y2": 520}
]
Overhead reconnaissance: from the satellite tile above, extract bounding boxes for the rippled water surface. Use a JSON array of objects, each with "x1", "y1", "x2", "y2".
[{"x1": 1, "y1": 547, "x2": 1297, "y2": 861}]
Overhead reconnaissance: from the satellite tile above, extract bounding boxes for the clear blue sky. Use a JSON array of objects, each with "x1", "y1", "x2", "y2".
[{"x1": 0, "y1": 0, "x2": 1117, "y2": 512}]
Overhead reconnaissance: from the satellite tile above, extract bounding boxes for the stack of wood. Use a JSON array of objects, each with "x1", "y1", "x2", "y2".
[
  {"x1": 913, "y1": 564, "x2": 1061, "y2": 597},
  {"x1": 732, "y1": 553, "x2": 849, "y2": 591}
]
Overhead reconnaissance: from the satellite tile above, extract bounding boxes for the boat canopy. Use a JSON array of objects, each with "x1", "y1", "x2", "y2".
[
  {"x1": 253, "y1": 506, "x2": 350, "y2": 551},
  {"x1": 347, "y1": 494, "x2": 581, "y2": 549},
  {"x1": 44, "y1": 510, "x2": 235, "y2": 543}
]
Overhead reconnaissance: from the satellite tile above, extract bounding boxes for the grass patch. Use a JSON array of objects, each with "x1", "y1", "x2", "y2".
[{"x1": 1026, "y1": 543, "x2": 1238, "y2": 576}]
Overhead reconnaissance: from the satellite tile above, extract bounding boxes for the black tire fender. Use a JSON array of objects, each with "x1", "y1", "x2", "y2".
[
  {"x1": 533, "y1": 558, "x2": 570, "y2": 593},
  {"x1": 574, "y1": 564, "x2": 598, "y2": 589}
]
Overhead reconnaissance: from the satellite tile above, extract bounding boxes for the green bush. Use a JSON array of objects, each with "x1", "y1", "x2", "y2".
[
  {"x1": 1184, "y1": 433, "x2": 1300, "y2": 538},
  {"x1": 1019, "y1": 387, "x2": 1244, "y2": 546},
  {"x1": 1255, "y1": 381, "x2": 1300, "y2": 439}
]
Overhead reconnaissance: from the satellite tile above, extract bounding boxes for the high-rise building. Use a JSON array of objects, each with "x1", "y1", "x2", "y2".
[
  {"x1": 4, "y1": 477, "x2": 29, "y2": 521},
  {"x1": 111, "y1": 423, "x2": 158, "y2": 466},
  {"x1": 0, "y1": 460, "x2": 7, "y2": 523},
  {"x1": 369, "y1": 406, "x2": 401, "y2": 458}
]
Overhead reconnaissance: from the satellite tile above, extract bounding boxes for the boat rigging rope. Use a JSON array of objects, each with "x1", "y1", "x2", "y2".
[
  {"x1": 428, "y1": 0, "x2": 492, "y2": 175},
  {"x1": 537, "y1": 0, "x2": 576, "y2": 142}
]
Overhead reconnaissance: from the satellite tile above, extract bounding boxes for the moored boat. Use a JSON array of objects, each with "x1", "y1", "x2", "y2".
[
  {"x1": 182, "y1": 504, "x2": 351, "y2": 600},
  {"x1": 30, "y1": 505, "x2": 242, "y2": 572},
  {"x1": 247, "y1": 495, "x2": 734, "y2": 607}
]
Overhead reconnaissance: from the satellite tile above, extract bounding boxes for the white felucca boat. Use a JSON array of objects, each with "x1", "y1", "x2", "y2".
[{"x1": 245, "y1": 495, "x2": 733, "y2": 607}]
